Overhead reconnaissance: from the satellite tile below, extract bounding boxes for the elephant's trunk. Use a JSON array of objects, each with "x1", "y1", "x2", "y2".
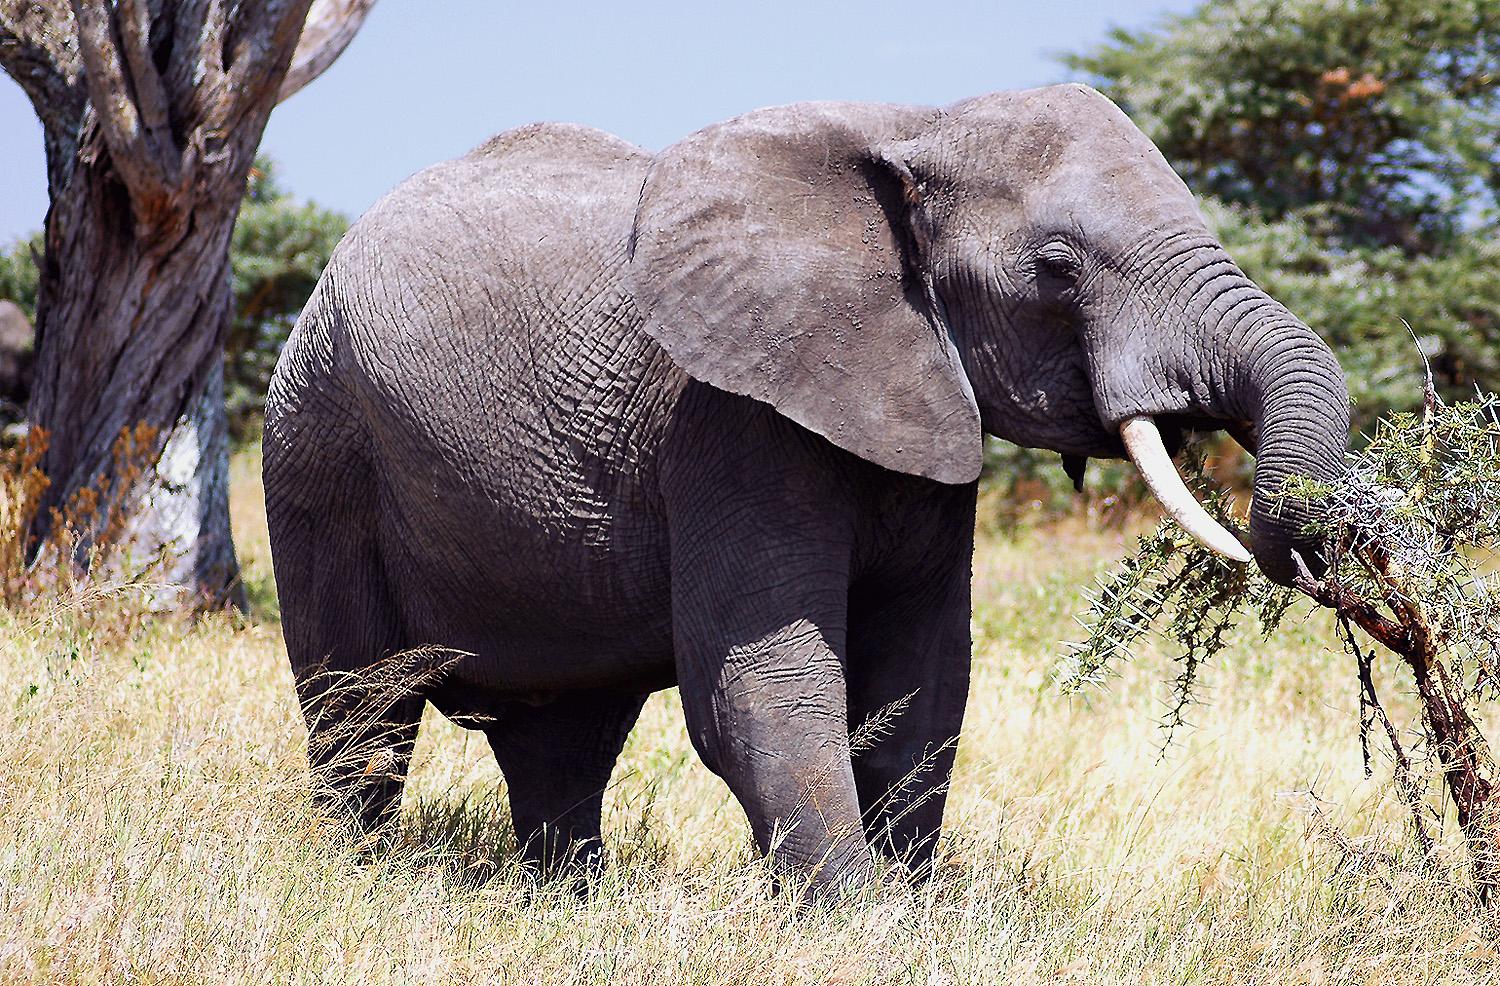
[
  {"x1": 1090, "y1": 241, "x2": 1350, "y2": 587},
  {"x1": 1174, "y1": 248, "x2": 1350, "y2": 585},
  {"x1": 1226, "y1": 303, "x2": 1350, "y2": 585}
]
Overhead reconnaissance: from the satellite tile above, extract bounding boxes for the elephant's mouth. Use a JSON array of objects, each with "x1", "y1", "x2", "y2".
[{"x1": 1118, "y1": 414, "x2": 1252, "y2": 564}]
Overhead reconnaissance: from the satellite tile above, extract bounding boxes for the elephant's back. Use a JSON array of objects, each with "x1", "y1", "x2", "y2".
[
  {"x1": 320, "y1": 120, "x2": 666, "y2": 465},
  {"x1": 356, "y1": 122, "x2": 651, "y2": 242},
  {"x1": 337, "y1": 122, "x2": 651, "y2": 320}
]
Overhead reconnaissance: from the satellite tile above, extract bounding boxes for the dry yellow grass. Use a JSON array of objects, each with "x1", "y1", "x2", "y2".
[{"x1": 0, "y1": 451, "x2": 1495, "y2": 984}]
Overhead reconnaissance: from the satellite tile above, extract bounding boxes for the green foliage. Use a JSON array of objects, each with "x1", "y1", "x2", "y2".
[
  {"x1": 1313, "y1": 393, "x2": 1500, "y2": 690},
  {"x1": 1202, "y1": 199, "x2": 1500, "y2": 432},
  {"x1": 1063, "y1": 387, "x2": 1500, "y2": 737},
  {"x1": 226, "y1": 157, "x2": 348, "y2": 439},
  {"x1": 0, "y1": 231, "x2": 42, "y2": 321},
  {"x1": 1054, "y1": 442, "x2": 1296, "y2": 741},
  {"x1": 1063, "y1": 0, "x2": 1500, "y2": 252}
]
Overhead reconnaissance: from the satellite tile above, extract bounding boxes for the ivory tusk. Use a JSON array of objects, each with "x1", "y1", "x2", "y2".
[{"x1": 1119, "y1": 415, "x2": 1253, "y2": 564}]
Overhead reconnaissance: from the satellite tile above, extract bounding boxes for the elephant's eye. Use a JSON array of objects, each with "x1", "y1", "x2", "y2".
[{"x1": 1034, "y1": 245, "x2": 1082, "y2": 286}]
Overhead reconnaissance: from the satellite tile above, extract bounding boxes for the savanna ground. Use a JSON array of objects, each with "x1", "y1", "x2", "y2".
[{"x1": 1, "y1": 451, "x2": 1496, "y2": 985}]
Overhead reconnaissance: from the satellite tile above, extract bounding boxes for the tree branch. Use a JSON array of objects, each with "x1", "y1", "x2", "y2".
[
  {"x1": 174, "y1": 1, "x2": 226, "y2": 105},
  {"x1": 0, "y1": 2, "x2": 87, "y2": 175},
  {"x1": 218, "y1": 0, "x2": 317, "y2": 116},
  {"x1": 68, "y1": 0, "x2": 177, "y2": 200},
  {"x1": 0, "y1": 2, "x2": 72, "y2": 79},
  {"x1": 0, "y1": 1, "x2": 77, "y2": 63},
  {"x1": 1294, "y1": 569, "x2": 1414, "y2": 656},
  {"x1": 277, "y1": 0, "x2": 376, "y2": 103},
  {"x1": 116, "y1": 0, "x2": 175, "y2": 166}
]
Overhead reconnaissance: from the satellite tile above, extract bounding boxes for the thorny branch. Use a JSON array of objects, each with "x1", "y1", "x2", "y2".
[
  {"x1": 1065, "y1": 383, "x2": 1500, "y2": 904},
  {"x1": 1343, "y1": 612, "x2": 1439, "y2": 867},
  {"x1": 1290, "y1": 384, "x2": 1500, "y2": 902}
]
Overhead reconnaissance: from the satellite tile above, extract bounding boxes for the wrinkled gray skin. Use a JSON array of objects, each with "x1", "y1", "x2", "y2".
[{"x1": 264, "y1": 85, "x2": 1348, "y2": 895}]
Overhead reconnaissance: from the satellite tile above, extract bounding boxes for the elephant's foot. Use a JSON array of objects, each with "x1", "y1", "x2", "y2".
[
  {"x1": 299, "y1": 675, "x2": 426, "y2": 847},
  {"x1": 483, "y1": 688, "x2": 648, "y2": 893},
  {"x1": 514, "y1": 829, "x2": 608, "y2": 898}
]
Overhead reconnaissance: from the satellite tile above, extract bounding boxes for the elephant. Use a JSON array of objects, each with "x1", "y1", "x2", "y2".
[{"x1": 263, "y1": 84, "x2": 1349, "y2": 895}]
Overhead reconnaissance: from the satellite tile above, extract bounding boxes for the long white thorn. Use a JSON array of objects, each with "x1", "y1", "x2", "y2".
[{"x1": 1119, "y1": 415, "x2": 1252, "y2": 564}]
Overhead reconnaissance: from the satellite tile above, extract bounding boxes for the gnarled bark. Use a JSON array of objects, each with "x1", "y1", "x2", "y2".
[{"x1": 0, "y1": 0, "x2": 374, "y2": 608}]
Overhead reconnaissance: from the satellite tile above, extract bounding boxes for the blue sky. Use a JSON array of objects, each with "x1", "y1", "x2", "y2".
[{"x1": 0, "y1": 0, "x2": 1199, "y2": 242}]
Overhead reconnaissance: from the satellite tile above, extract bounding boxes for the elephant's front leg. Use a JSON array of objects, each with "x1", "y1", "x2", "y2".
[
  {"x1": 664, "y1": 385, "x2": 889, "y2": 894},
  {"x1": 673, "y1": 577, "x2": 877, "y2": 895},
  {"x1": 665, "y1": 477, "x2": 875, "y2": 887},
  {"x1": 844, "y1": 514, "x2": 976, "y2": 877}
]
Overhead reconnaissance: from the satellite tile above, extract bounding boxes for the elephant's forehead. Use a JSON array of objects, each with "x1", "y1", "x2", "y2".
[
  {"x1": 1035, "y1": 149, "x2": 1202, "y2": 245},
  {"x1": 1041, "y1": 146, "x2": 1199, "y2": 226},
  {"x1": 940, "y1": 88, "x2": 1199, "y2": 227},
  {"x1": 946, "y1": 85, "x2": 1154, "y2": 157}
]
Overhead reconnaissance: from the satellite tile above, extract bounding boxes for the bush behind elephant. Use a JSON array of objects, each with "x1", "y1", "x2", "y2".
[{"x1": 263, "y1": 84, "x2": 1348, "y2": 895}]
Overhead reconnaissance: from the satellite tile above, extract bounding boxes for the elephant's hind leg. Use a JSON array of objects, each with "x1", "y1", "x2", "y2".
[
  {"x1": 278, "y1": 531, "x2": 425, "y2": 835},
  {"x1": 483, "y1": 689, "x2": 649, "y2": 879},
  {"x1": 266, "y1": 415, "x2": 423, "y2": 836},
  {"x1": 293, "y1": 643, "x2": 427, "y2": 837}
]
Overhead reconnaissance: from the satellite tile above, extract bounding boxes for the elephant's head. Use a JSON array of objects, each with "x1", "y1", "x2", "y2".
[{"x1": 628, "y1": 85, "x2": 1349, "y2": 585}]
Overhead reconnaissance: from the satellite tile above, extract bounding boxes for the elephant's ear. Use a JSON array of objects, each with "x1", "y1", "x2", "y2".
[{"x1": 627, "y1": 101, "x2": 983, "y2": 484}]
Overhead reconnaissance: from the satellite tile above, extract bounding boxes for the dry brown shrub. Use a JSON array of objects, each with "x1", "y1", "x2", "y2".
[{"x1": 0, "y1": 422, "x2": 172, "y2": 612}]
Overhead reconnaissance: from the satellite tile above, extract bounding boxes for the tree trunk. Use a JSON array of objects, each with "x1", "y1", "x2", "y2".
[
  {"x1": 2, "y1": 1, "x2": 377, "y2": 609},
  {"x1": 29, "y1": 134, "x2": 244, "y2": 606}
]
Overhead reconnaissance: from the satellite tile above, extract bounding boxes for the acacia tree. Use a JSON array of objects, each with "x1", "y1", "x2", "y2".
[
  {"x1": 1062, "y1": 0, "x2": 1500, "y2": 253},
  {"x1": 1047, "y1": 0, "x2": 1500, "y2": 435},
  {"x1": 0, "y1": 0, "x2": 373, "y2": 607}
]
